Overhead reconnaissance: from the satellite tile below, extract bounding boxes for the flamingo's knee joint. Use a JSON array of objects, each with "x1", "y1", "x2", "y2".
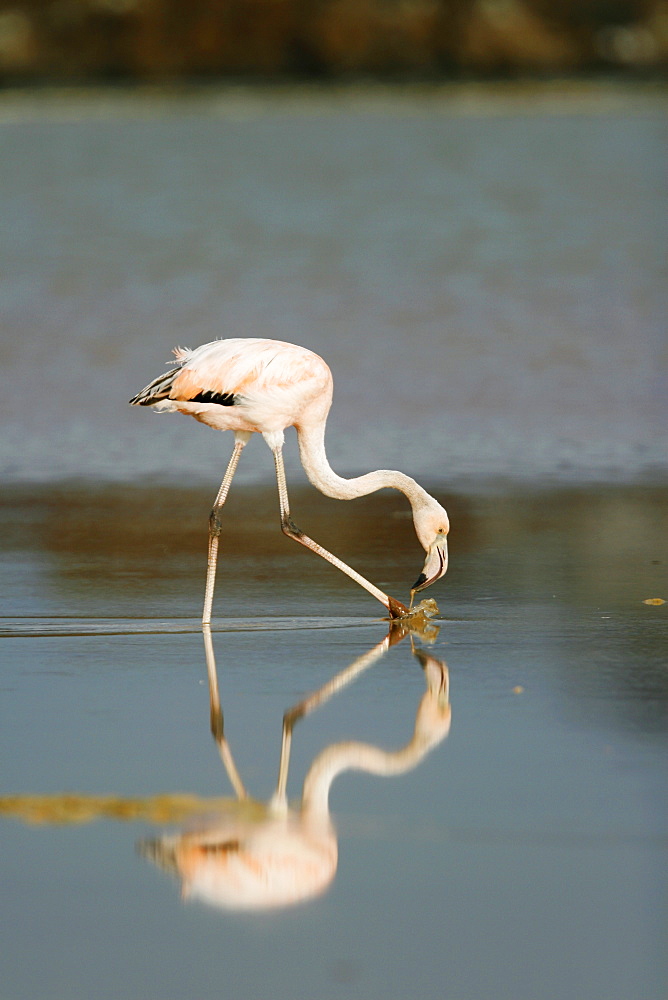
[
  {"x1": 209, "y1": 509, "x2": 222, "y2": 537},
  {"x1": 281, "y1": 515, "x2": 303, "y2": 539}
]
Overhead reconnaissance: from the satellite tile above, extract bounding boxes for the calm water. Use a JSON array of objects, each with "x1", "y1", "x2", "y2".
[
  {"x1": 0, "y1": 85, "x2": 667, "y2": 1000},
  {"x1": 0, "y1": 84, "x2": 666, "y2": 483}
]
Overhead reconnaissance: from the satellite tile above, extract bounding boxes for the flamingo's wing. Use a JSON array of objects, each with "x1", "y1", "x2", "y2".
[{"x1": 130, "y1": 339, "x2": 331, "y2": 430}]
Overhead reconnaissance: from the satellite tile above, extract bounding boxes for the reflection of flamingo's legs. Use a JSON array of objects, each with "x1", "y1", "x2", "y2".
[
  {"x1": 202, "y1": 627, "x2": 247, "y2": 801},
  {"x1": 271, "y1": 629, "x2": 401, "y2": 810}
]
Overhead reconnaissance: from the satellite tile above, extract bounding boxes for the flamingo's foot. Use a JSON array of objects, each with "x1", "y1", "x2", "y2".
[
  {"x1": 386, "y1": 595, "x2": 440, "y2": 629},
  {"x1": 387, "y1": 595, "x2": 411, "y2": 619}
]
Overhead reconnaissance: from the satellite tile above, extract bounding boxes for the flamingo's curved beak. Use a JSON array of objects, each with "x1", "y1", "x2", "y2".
[{"x1": 412, "y1": 535, "x2": 448, "y2": 593}]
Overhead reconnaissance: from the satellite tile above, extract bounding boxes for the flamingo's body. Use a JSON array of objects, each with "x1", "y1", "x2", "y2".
[{"x1": 130, "y1": 338, "x2": 449, "y2": 623}]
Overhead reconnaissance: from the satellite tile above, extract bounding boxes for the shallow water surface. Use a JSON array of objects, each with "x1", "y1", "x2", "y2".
[{"x1": 1, "y1": 482, "x2": 666, "y2": 1000}]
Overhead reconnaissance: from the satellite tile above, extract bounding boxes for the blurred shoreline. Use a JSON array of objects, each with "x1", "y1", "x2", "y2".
[{"x1": 0, "y1": 77, "x2": 666, "y2": 119}]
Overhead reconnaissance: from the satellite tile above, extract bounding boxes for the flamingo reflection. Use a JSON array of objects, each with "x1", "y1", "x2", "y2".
[{"x1": 139, "y1": 624, "x2": 451, "y2": 911}]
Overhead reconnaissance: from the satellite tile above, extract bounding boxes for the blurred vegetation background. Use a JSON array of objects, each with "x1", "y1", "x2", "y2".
[{"x1": 0, "y1": 0, "x2": 666, "y2": 83}]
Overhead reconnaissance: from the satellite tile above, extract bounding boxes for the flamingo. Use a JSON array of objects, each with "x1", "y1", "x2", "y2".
[{"x1": 129, "y1": 338, "x2": 449, "y2": 624}]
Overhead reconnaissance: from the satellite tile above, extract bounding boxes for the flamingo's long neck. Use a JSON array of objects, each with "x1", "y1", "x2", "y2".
[{"x1": 296, "y1": 419, "x2": 432, "y2": 510}]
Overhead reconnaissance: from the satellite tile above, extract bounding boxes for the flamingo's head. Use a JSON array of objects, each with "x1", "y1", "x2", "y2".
[{"x1": 412, "y1": 501, "x2": 449, "y2": 594}]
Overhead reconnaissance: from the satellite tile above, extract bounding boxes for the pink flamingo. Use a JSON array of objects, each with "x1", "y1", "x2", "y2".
[{"x1": 130, "y1": 338, "x2": 449, "y2": 624}]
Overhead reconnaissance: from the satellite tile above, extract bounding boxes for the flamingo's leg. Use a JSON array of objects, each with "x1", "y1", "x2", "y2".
[
  {"x1": 270, "y1": 444, "x2": 409, "y2": 619},
  {"x1": 202, "y1": 432, "x2": 250, "y2": 626}
]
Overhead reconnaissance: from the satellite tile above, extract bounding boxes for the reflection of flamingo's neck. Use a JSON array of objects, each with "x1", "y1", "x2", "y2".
[{"x1": 301, "y1": 707, "x2": 449, "y2": 820}]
